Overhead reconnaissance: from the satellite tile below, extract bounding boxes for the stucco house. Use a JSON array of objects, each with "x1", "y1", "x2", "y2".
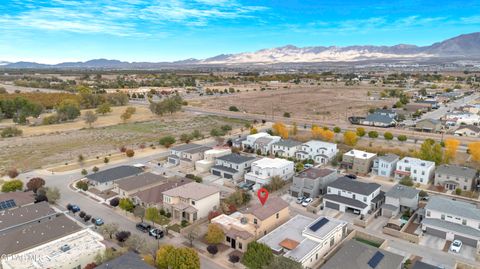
[
  {"x1": 290, "y1": 168, "x2": 338, "y2": 198},
  {"x1": 454, "y1": 125, "x2": 480, "y2": 137},
  {"x1": 341, "y1": 150, "x2": 377, "y2": 175},
  {"x1": 210, "y1": 153, "x2": 256, "y2": 182},
  {"x1": 372, "y1": 154, "x2": 399, "y2": 178},
  {"x1": 167, "y1": 143, "x2": 212, "y2": 168},
  {"x1": 85, "y1": 165, "x2": 143, "y2": 192},
  {"x1": 382, "y1": 184, "x2": 420, "y2": 218},
  {"x1": 434, "y1": 164, "x2": 478, "y2": 191},
  {"x1": 394, "y1": 157, "x2": 435, "y2": 185},
  {"x1": 114, "y1": 172, "x2": 167, "y2": 197},
  {"x1": 415, "y1": 118, "x2": 442, "y2": 133},
  {"x1": 272, "y1": 139, "x2": 302, "y2": 158},
  {"x1": 244, "y1": 158, "x2": 294, "y2": 189},
  {"x1": 295, "y1": 140, "x2": 338, "y2": 164},
  {"x1": 253, "y1": 135, "x2": 281, "y2": 155}
]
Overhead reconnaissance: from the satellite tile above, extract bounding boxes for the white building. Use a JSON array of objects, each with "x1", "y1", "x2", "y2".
[
  {"x1": 1, "y1": 229, "x2": 105, "y2": 269},
  {"x1": 242, "y1": 132, "x2": 270, "y2": 148},
  {"x1": 295, "y1": 140, "x2": 338, "y2": 164},
  {"x1": 445, "y1": 112, "x2": 480, "y2": 126},
  {"x1": 394, "y1": 157, "x2": 435, "y2": 184},
  {"x1": 272, "y1": 139, "x2": 302, "y2": 158},
  {"x1": 324, "y1": 177, "x2": 383, "y2": 215},
  {"x1": 195, "y1": 148, "x2": 232, "y2": 173},
  {"x1": 372, "y1": 154, "x2": 399, "y2": 178},
  {"x1": 259, "y1": 215, "x2": 347, "y2": 269},
  {"x1": 422, "y1": 196, "x2": 480, "y2": 247},
  {"x1": 244, "y1": 158, "x2": 294, "y2": 189},
  {"x1": 253, "y1": 135, "x2": 281, "y2": 155}
]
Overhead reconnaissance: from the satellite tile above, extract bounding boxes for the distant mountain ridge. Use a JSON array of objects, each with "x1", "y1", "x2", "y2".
[{"x1": 3, "y1": 32, "x2": 480, "y2": 69}]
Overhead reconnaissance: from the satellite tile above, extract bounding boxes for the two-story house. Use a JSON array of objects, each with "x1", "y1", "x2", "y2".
[
  {"x1": 244, "y1": 158, "x2": 294, "y2": 189},
  {"x1": 382, "y1": 184, "x2": 420, "y2": 218},
  {"x1": 341, "y1": 150, "x2": 377, "y2": 175},
  {"x1": 259, "y1": 215, "x2": 348, "y2": 269},
  {"x1": 242, "y1": 132, "x2": 270, "y2": 149},
  {"x1": 295, "y1": 140, "x2": 338, "y2": 164},
  {"x1": 324, "y1": 177, "x2": 383, "y2": 215},
  {"x1": 422, "y1": 196, "x2": 480, "y2": 247},
  {"x1": 394, "y1": 157, "x2": 435, "y2": 184},
  {"x1": 211, "y1": 197, "x2": 289, "y2": 252},
  {"x1": 272, "y1": 139, "x2": 302, "y2": 158},
  {"x1": 167, "y1": 143, "x2": 212, "y2": 168},
  {"x1": 195, "y1": 148, "x2": 232, "y2": 173},
  {"x1": 454, "y1": 125, "x2": 480, "y2": 138},
  {"x1": 211, "y1": 153, "x2": 256, "y2": 182},
  {"x1": 290, "y1": 168, "x2": 338, "y2": 198},
  {"x1": 372, "y1": 154, "x2": 399, "y2": 178},
  {"x1": 162, "y1": 182, "x2": 220, "y2": 222},
  {"x1": 434, "y1": 164, "x2": 478, "y2": 191},
  {"x1": 253, "y1": 136, "x2": 281, "y2": 155}
]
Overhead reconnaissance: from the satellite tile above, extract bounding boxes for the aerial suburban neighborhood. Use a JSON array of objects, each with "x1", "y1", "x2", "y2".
[{"x1": 2, "y1": 1, "x2": 480, "y2": 269}]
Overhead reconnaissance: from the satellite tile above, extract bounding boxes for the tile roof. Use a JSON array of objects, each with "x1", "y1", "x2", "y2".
[
  {"x1": 216, "y1": 153, "x2": 256, "y2": 164},
  {"x1": 170, "y1": 143, "x2": 203, "y2": 152},
  {"x1": 95, "y1": 252, "x2": 156, "y2": 269},
  {"x1": 426, "y1": 196, "x2": 480, "y2": 221},
  {"x1": 321, "y1": 240, "x2": 404, "y2": 269},
  {"x1": 116, "y1": 172, "x2": 166, "y2": 192},
  {"x1": 435, "y1": 164, "x2": 477, "y2": 179},
  {"x1": 211, "y1": 165, "x2": 238, "y2": 174},
  {"x1": 385, "y1": 184, "x2": 420, "y2": 199},
  {"x1": 328, "y1": 177, "x2": 380, "y2": 196},
  {"x1": 273, "y1": 139, "x2": 302, "y2": 148},
  {"x1": 132, "y1": 178, "x2": 192, "y2": 204},
  {"x1": 162, "y1": 182, "x2": 220, "y2": 200},
  {"x1": 86, "y1": 165, "x2": 143, "y2": 183},
  {"x1": 242, "y1": 197, "x2": 289, "y2": 220},
  {"x1": 323, "y1": 194, "x2": 368, "y2": 209}
]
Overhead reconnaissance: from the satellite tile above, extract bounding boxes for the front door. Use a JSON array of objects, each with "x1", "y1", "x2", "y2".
[{"x1": 231, "y1": 238, "x2": 236, "y2": 249}]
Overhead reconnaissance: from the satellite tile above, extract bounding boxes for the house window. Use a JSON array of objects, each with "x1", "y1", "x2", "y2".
[
  {"x1": 191, "y1": 201, "x2": 195, "y2": 205},
  {"x1": 239, "y1": 243, "x2": 242, "y2": 249},
  {"x1": 316, "y1": 253, "x2": 318, "y2": 260},
  {"x1": 330, "y1": 237, "x2": 335, "y2": 247},
  {"x1": 441, "y1": 214, "x2": 445, "y2": 220},
  {"x1": 226, "y1": 236, "x2": 231, "y2": 242},
  {"x1": 254, "y1": 218, "x2": 257, "y2": 225},
  {"x1": 276, "y1": 213, "x2": 279, "y2": 219},
  {"x1": 462, "y1": 219, "x2": 467, "y2": 225},
  {"x1": 426, "y1": 211, "x2": 431, "y2": 217},
  {"x1": 363, "y1": 197, "x2": 367, "y2": 202}
]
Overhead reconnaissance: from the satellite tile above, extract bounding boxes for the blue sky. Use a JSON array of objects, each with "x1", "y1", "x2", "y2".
[{"x1": 0, "y1": 0, "x2": 479, "y2": 63}]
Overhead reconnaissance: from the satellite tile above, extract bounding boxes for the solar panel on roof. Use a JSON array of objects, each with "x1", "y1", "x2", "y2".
[
  {"x1": 0, "y1": 199, "x2": 16, "y2": 211},
  {"x1": 367, "y1": 251, "x2": 384, "y2": 268},
  {"x1": 309, "y1": 217, "x2": 329, "y2": 232}
]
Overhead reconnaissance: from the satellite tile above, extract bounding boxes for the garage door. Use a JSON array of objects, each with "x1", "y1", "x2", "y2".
[
  {"x1": 168, "y1": 158, "x2": 177, "y2": 164},
  {"x1": 224, "y1": 173, "x2": 233, "y2": 179},
  {"x1": 454, "y1": 234, "x2": 478, "y2": 247},
  {"x1": 325, "y1": 201, "x2": 340, "y2": 210},
  {"x1": 212, "y1": 170, "x2": 221, "y2": 176},
  {"x1": 426, "y1": 227, "x2": 446, "y2": 238},
  {"x1": 291, "y1": 191, "x2": 299, "y2": 198}
]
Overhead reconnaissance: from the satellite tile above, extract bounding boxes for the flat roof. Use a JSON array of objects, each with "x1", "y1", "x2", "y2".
[
  {"x1": 116, "y1": 172, "x2": 167, "y2": 192},
  {"x1": 86, "y1": 165, "x2": 143, "y2": 183},
  {"x1": 252, "y1": 158, "x2": 294, "y2": 169},
  {"x1": 0, "y1": 214, "x2": 82, "y2": 256},
  {"x1": 344, "y1": 150, "x2": 376, "y2": 159},
  {"x1": 321, "y1": 240, "x2": 404, "y2": 269},
  {"x1": 398, "y1": 157, "x2": 435, "y2": 168},
  {"x1": 296, "y1": 168, "x2": 336, "y2": 179},
  {"x1": 0, "y1": 202, "x2": 56, "y2": 232}
]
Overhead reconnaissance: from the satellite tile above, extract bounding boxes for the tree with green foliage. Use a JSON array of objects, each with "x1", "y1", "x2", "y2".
[
  {"x1": 295, "y1": 162, "x2": 304, "y2": 172},
  {"x1": 265, "y1": 256, "x2": 303, "y2": 269},
  {"x1": 399, "y1": 177, "x2": 414, "y2": 187},
  {"x1": 333, "y1": 126, "x2": 341, "y2": 133},
  {"x1": 418, "y1": 140, "x2": 443, "y2": 165},
  {"x1": 226, "y1": 190, "x2": 251, "y2": 207},
  {"x1": 356, "y1": 127, "x2": 366, "y2": 137},
  {"x1": 229, "y1": 106, "x2": 239, "y2": 112},
  {"x1": 84, "y1": 111, "x2": 98, "y2": 128},
  {"x1": 242, "y1": 242, "x2": 274, "y2": 269},
  {"x1": 264, "y1": 176, "x2": 286, "y2": 192},
  {"x1": 76, "y1": 180, "x2": 89, "y2": 191},
  {"x1": 397, "y1": 135, "x2": 407, "y2": 142},
  {"x1": 145, "y1": 207, "x2": 160, "y2": 225},
  {"x1": 156, "y1": 245, "x2": 200, "y2": 269},
  {"x1": 96, "y1": 102, "x2": 112, "y2": 115},
  {"x1": 180, "y1": 133, "x2": 193, "y2": 144},
  {"x1": 149, "y1": 95, "x2": 184, "y2": 116},
  {"x1": 159, "y1": 136, "x2": 176, "y2": 148},
  {"x1": 205, "y1": 224, "x2": 225, "y2": 245},
  {"x1": 383, "y1": 132, "x2": 394, "y2": 140},
  {"x1": 368, "y1": 131, "x2": 379, "y2": 138},
  {"x1": 1, "y1": 127, "x2": 22, "y2": 138},
  {"x1": 45, "y1": 187, "x2": 60, "y2": 204},
  {"x1": 56, "y1": 99, "x2": 81, "y2": 121},
  {"x1": 1, "y1": 179, "x2": 23, "y2": 192},
  {"x1": 191, "y1": 129, "x2": 202, "y2": 139},
  {"x1": 119, "y1": 198, "x2": 134, "y2": 212}
]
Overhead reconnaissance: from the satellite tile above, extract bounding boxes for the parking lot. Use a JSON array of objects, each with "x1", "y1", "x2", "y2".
[{"x1": 419, "y1": 234, "x2": 478, "y2": 261}]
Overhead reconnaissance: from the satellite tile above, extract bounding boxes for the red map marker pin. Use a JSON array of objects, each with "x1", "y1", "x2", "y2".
[{"x1": 257, "y1": 188, "x2": 269, "y2": 206}]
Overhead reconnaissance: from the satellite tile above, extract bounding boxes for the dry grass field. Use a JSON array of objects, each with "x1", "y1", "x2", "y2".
[
  {"x1": 0, "y1": 114, "x2": 248, "y2": 173},
  {"x1": 190, "y1": 85, "x2": 395, "y2": 124}
]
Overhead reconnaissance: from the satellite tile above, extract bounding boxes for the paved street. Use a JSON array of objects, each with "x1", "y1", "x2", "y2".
[{"x1": 417, "y1": 92, "x2": 480, "y2": 122}]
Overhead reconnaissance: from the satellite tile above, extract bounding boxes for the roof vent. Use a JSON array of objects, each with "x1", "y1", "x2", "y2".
[{"x1": 60, "y1": 244, "x2": 71, "y2": 252}]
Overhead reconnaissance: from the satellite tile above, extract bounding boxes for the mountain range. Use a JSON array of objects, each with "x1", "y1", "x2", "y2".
[{"x1": 2, "y1": 32, "x2": 480, "y2": 69}]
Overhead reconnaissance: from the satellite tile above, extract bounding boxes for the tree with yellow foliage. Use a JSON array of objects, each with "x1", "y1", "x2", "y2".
[
  {"x1": 468, "y1": 142, "x2": 480, "y2": 162},
  {"x1": 311, "y1": 126, "x2": 323, "y2": 139},
  {"x1": 343, "y1": 131, "x2": 357, "y2": 146},
  {"x1": 444, "y1": 138, "x2": 460, "y2": 163},
  {"x1": 292, "y1": 122, "x2": 298, "y2": 136},
  {"x1": 250, "y1": 127, "x2": 258, "y2": 134},
  {"x1": 272, "y1": 122, "x2": 288, "y2": 139}
]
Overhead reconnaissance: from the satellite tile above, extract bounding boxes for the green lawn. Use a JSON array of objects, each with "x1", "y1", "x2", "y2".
[{"x1": 168, "y1": 224, "x2": 182, "y2": 233}]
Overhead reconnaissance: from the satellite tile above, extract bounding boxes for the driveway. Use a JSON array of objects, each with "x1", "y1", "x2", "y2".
[{"x1": 419, "y1": 234, "x2": 446, "y2": 250}]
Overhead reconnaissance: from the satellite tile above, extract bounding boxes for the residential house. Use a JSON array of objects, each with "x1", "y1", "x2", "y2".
[
  {"x1": 244, "y1": 158, "x2": 294, "y2": 189},
  {"x1": 2, "y1": 229, "x2": 105, "y2": 269},
  {"x1": 372, "y1": 154, "x2": 399, "y2": 178},
  {"x1": 162, "y1": 182, "x2": 220, "y2": 222},
  {"x1": 321, "y1": 240, "x2": 404, "y2": 269},
  {"x1": 444, "y1": 112, "x2": 480, "y2": 127},
  {"x1": 411, "y1": 260, "x2": 442, "y2": 269},
  {"x1": 130, "y1": 177, "x2": 192, "y2": 208},
  {"x1": 454, "y1": 125, "x2": 480, "y2": 137},
  {"x1": 295, "y1": 140, "x2": 338, "y2": 164},
  {"x1": 416, "y1": 100, "x2": 439, "y2": 109},
  {"x1": 211, "y1": 197, "x2": 289, "y2": 252},
  {"x1": 95, "y1": 252, "x2": 156, "y2": 269},
  {"x1": 84, "y1": 165, "x2": 143, "y2": 191},
  {"x1": 167, "y1": 143, "x2": 212, "y2": 168},
  {"x1": 232, "y1": 136, "x2": 247, "y2": 148},
  {"x1": 415, "y1": 118, "x2": 442, "y2": 133},
  {"x1": 195, "y1": 148, "x2": 232, "y2": 173},
  {"x1": 0, "y1": 191, "x2": 35, "y2": 210},
  {"x1": 324, "y1": 177, "x2": 383, "y2": 215},
  {"x1": 253, "y1": 135, "x2": 281, "y2": 155},
  {"x1": 434, "y1": 164, "x2": 478, "y2": 191},
  {"x1": 361, "y1": 111, "x2": 397, "y2": 127},
  {"x1": 394, "y1": 157, "x2": 435, "y2": 184},
  {"x1": 405, "y1": 103, "x2": 432, "y2": 114},
  {"x1": 422, "y1": 196, "x2": 480, "y2": 247},
  {"x1": 382, "y1": 184, "x2": 420, "y2": 218},
  {"x1": 341, "y1": 150, "x2": 377, "y2": 175},
  {"x1": 242, "y1": 132, "x2": 270, "y2": 149},
  {"x1": 114, "y1": 172, "x2": 167, "y2": 197},
  {"x1": 211, "y1": 153, "x2": 256, "y2": 182},
  {"x1": 272, "y1": 139, "x2": 302, "y2": 158},
  {"x1": 259, "y1": 215, "x2": 348, "y2": 269},
  {"x1": 290, "y1": 168, "x2": 338, "y2": 198}
]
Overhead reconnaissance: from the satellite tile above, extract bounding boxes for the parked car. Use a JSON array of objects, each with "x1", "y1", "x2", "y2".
[
  {"x1": 345, "y1": 174, "x2": 357, "y2": 179},
  {"x1": 450, "y1": 240, "x2": 462, "y2": 253},
  {"x1": 302, "y1": 197, "x2": 313, "y2": 207},
  {"x1": 296, "y1": 196, "x2": 305, "y2": 204},
  {"x1": 71, "y1": 205, "x2": 80, "y2": 213},
  {"x1": 149, "y1": 228, "x2": 164, "y2": 239},
  {"x1": 136, "y1": 222, "x2": 151, "y2": 233},
  {"x1": 93, "y1": 218, "x2": 104, "y2": 226}
]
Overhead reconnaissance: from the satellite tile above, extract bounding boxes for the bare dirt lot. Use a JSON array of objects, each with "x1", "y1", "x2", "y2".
[
  {"x1": 190, "y1": 85, "x2": 395, "y2": 124},
  {"x1": 0, "y1": 114, "x2": 248, "y2": 172}
]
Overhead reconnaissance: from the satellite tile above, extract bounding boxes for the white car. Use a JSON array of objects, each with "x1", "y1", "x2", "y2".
[
  {"x1": 302, "y1": 197, "x2": 313, "y2": 207},
  {"x1": 296, "y1": 197, "x2": 305, "y2": 204},
  {"x1": 449, "y1": 240, "x2": 462, "y2": 253}
]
